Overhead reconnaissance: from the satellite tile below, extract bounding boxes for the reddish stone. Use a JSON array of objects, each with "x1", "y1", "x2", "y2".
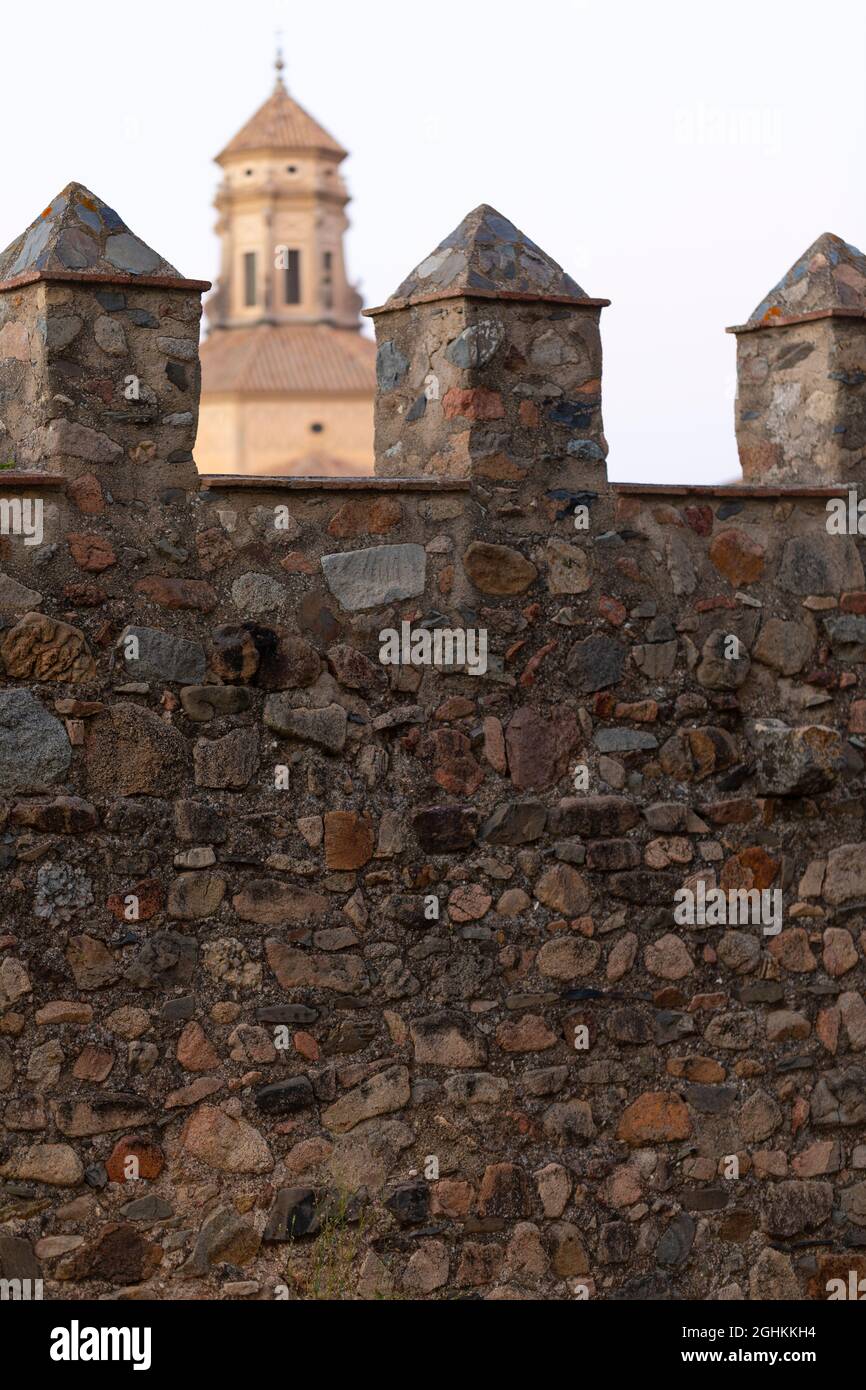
[
  {"x1": 177, "y1": 1021, "x2": 221, "y2": 1072},
  {"x1": 768, "y1": 929, "x2": 817, "y2": 973},
  {"x1": 849, "y1": 701, "x2": 866, "y2": 734},
  {"x1": 448, "y1": 884, "x2": 492, "y2": 923},
  {"x1": 294, "y1": 1031, "x2": 320, "y2": 1062},
  {"x1": 67, "y1": 533, "x2": 116, "y2": 572},
  {"x1": 431, "y1": 1180, "x2": 474, "y2": 1218},
  {"x1": 683, "y1": 505, "x2": 713, "y2": 536},
  {"x1": 67, "y1": 473, "x2": 106, "y2": 515},
  {"x1": 841, "y1": 592, "x2": 866, "y2": 614},
  {"x1": 519, "y1": 400, "x2": 540, "y2": 428},
  {"x1": 443, "y1": 387, "x2": 505, "y2": 421},
  {"x1": 505, "y1": 705, "x2": 578, "y2": 790},
  {"x1": 699, "y1": 799, "x2": 757, "y2": 825},
  {"x1": 694, "y1": 596, "x2": 738, "y2": 614},
  {"x1": 105, "y1": 1135, "x2": 165, "y2": 1182},
  {"x1": 324, "y1": 811, "x2": 376, "y2": 870},
  {"x1": 614, "y1": 700, "x2": 658, "y2": 723},
  {"x1": 135, "y1": 576, "x2": 217, "y2": 611},
  {"x1": 476, "y1": 1163, "x2": 532, "y2": 1218},
  {"x1": 63, "y1": 582, "x2": 106, "y2": 606},
  {"x1": 106, "y1": 879, "x2": 163, "y2": 922},
  {"x1": 419, "y1": 728, "x2": 484, "y2": 796},
  {"x1": 617, "y1": 1092, "x2": 691, "y2": 1145},
  {"x1": 73, "y1": 1044, "x2": 114, "y2": 1082},
  {"x1": 434, "y1": 697, "x2": 476, "y2": 722},
  {"x1": 720, "y1": 847, "x2": 779, "y2": 891},
  {"x1": 482, "y1": 716, "x2": 507, "y2": 774},
  {"x1": 599, "y1": 595, "x2": 627, "y2": 627},
  {"x1": 327, "y1": 498, "x2": 402, "y2": 538},
  {"x1": 280, "y1": 551, "x2": 318, "y2": 576},
  {"x1": 496, "y1": 1015, "x2": 558, "y2": 1053},
  {"x1": 61, "y1": 1223, "x2": 162, "y2": 1286},
  {"x1": 196, "y1": 528, "x2": 235, "y2": 573},
  {"x1": 520, "y1": 641, "x2": 557, "y2": 688},
  {"x1": 709, "y1": 529, "x2": 765, "y2": 586}
]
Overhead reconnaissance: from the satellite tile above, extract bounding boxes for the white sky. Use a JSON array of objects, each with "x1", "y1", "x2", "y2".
[{"x1": 2, "y1": 0, "x2": 864, "y2": 483}]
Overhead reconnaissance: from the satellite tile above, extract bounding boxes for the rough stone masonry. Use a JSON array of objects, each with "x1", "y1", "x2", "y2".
[{"x1": 0, "y1": 186, "x2": 865, "y2": 1301}]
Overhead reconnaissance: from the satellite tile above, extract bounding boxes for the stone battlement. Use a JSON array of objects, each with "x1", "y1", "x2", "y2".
[{"x1": 0, "y1": 186, "x2": 864, "y2": 1303}]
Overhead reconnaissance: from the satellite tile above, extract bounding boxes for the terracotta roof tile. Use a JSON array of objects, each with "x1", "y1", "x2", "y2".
[
  {"x1": 217, "y1": 83, "x2": 346, "y2": 162},
  {"x1": 200, "y1": 322, "x2": 376, "y2": 395}
]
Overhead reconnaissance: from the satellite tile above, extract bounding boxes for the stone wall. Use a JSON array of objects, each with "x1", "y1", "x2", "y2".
[{"x1": 1, "y1": 190, "x2": 866, "y2": 1303}]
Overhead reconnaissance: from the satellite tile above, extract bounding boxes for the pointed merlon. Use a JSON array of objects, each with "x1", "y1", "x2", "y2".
[
  {"x1": 374, "y1": 204, "x2": 606, "y2": 313},
  {"x1": 738, "y1": 231, "x2": 866, "y2": 330},
  {"x1": 0, "y1": 182, "x2": 193, "y2": 285}
]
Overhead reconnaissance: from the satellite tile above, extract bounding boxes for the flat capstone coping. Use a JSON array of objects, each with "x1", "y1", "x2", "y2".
[{"x1": 0, "y1": 270, "x2": 211, "y2": 295}]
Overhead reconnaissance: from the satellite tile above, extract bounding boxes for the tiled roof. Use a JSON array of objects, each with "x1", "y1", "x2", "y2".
[
  {"x1": 748, "y1": 232, "x2": 866, "y2": 324},
  {"x1": 381, "y1": 203, "x2": 591, "y2": 309},
  {"x1": 200, "y1": 322, "x2": 376, "y2": 394},
  {"x1": 217, "y1": 81, "x2": 346, "y2": 162},
  {"x1": 0, "y1": 182, "x2": 181, "y2": 282},
  {"x1": 204, "y1": 453, "x2": 373, "y2": 480}
]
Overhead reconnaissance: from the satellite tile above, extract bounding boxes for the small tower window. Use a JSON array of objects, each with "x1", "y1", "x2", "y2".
[
  {"x1": 284, "y1": 250, "x2": 301, "y2": 305},
  {"x1": 310, "y1": 422, "x2": 324, "y2": 434},
  {"x1": 243, "y1": 252, "x2": 257, "y2": 307},
  {"x1": 286, "y1": 165, "x2": 298, "y2": 174}
]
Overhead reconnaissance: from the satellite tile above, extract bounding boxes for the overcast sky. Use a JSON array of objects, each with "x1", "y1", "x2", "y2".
[{"x1": 2, "y1": 0, "x2": 864, "y2": 483}]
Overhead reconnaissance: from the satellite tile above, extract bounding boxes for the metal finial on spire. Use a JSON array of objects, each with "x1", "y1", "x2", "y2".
[{"x1": 274, "y1": 32, "x2": 286, "y2": 89}]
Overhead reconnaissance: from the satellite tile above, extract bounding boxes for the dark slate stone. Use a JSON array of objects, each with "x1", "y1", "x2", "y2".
[
  {"x1": 376, "y1": 341, "x2": 409, "y2": 392},
  {"x1": 480, "y1": 800, "x2": 547, "y2": 846},
  {"x1": 595, "y1": 729, "x2": 658, "y2": 753},
  {"x1": 255, "y1": 1077, "x2": 315, "y2": 1116},
  {"x1": 406, "y1": 395, "x2": 427, "y2": 422},
  {"x1": 166, "y1": 362, "x2": 188, "y2": 391},
  {"x1": 386, "y1": 895, "x2": 434, "y2": 930},
  {"x1": 608, "y1": 870, "x2": 678, "y2": 904},
  {"x1": 566, "y1": 439, "x2": 605, "y2": 461},
  {"x1": 263, "y1": 1188, "x2": 319, "y2": 1243},
  {"x1": 656, "y1": 1212, "x2": 695, "y2": 1266},
  {"x1": 412, "y1": 806, "x2": 478, "y2": 853},
  {"x1": 256, "y1": 1005, "x2": 319, "y2": 1025},
  {"x1": 548, "y1": 400, "x2": 595, "y2": 430},
  {"x1": 682, "y1": 1188, "x2": 729, "y2": 1212},
  {"x1": 685, "y1": 1084, "x2": 737, "y2": 1115},
  {"x1": 717, "y1": 502, "x2": 744, "y2": 521},
  {"x1": 120, "y1": 1196, "x2": 173, "y2": 1221},
  {"x1": 549, "y1": 796, "x2": 640, "y2": 837},
  {"x1": 567, "y1": 635, "x2": 626, "y2": 693},
  {"x1": 126, "y1": 309, "x2": 159, "y2": 328},
  {"x1": 654, "y1": 1012, "x2": 696, "y2": 1045},
  {"x1": 737, "y1": 982, "x2": 784, "y2": 1004},
  {"x1": 161, "y1": 997, "x2": 195, "y2": 1021},
  {"x1": 385, "y1": 1182, "x2": 430, "y2": 1227},
  {"x1": 606, "y1": 1009, "x2": 652, "y2": 1045},
  {"x1": 0, "y1": 1235, "x2": 40, "y2": 1282},
  {"x1": 123, "y1": 933, "x2": 198, "y2": 990},
  {"x1": 609, "y1": 1272, "x2": 674, "y2": 1300},
  {"x1": 95, "y1": 290, "x2": 126, "y2": 311},
  {"x1": 646, "y1": 616, "x2": 677, "y2": 643}
]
